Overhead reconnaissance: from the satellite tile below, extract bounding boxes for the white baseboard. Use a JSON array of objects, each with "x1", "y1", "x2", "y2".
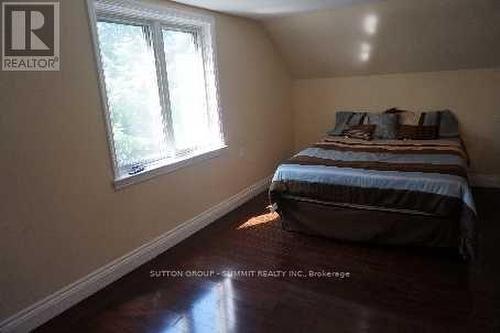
[
  {"x1": 0, "y1": 176, "x2": 272, "y2": 333},
  {"x1": 469, "y1": 173, "x2": 500, "y2": 188}
]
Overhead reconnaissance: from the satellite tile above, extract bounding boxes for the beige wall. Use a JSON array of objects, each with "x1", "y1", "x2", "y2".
[
  {"x1": 0, "y1": 0, "x2": 293, "y2": 319},
  {"x1": 293, "y1": 68, "x2": 500, "y2": 175}
]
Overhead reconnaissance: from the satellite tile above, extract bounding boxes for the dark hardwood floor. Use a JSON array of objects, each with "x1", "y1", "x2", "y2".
[{"x1": 36, "y1": 188, "x2": 500, "y2": 332}]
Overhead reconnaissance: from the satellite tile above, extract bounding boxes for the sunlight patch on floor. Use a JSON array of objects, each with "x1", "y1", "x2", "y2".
[{"x1": 236, "y1": 212, "x2": 279, "y2": 230}]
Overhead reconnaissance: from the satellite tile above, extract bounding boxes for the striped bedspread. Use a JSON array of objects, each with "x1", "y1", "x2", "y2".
[{"x1": 270, "y1": 136, "x2": 477, "y2": 258}]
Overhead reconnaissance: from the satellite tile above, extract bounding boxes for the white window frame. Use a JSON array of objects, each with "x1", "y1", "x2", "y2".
[{"x1": 86, "y1": 0, "x2": 226, "y2": 189}]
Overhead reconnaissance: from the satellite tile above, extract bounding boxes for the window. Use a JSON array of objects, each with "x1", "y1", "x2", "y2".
[{"x1": 88, "y1": 0, "x2": 225, "y2": 188}]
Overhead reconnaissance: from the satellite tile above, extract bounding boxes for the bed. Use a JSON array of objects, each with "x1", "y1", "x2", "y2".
[{"x1": 269, "y1": 135, "x2": 477, "y2": 259}]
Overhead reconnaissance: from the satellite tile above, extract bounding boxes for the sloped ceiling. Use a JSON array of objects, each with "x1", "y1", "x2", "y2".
[
  {"x1": 264, "y1": 0, "x2": 500, "y2": 78},
  {"x1": 173, "y1": 0, "x2": 500, "y2": 79},
  {"x1": 172, "y1": 0, "x2": 382, "y2": 18}
]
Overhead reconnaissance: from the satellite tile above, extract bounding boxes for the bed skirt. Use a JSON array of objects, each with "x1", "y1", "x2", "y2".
[{"x1": 277, "y1": 197, "x2": 459, "y2": 250}]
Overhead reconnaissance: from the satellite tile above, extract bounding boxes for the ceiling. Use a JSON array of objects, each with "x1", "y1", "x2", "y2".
[
  {"x1": 173, "y1": 0, "x2": 500, "y2": 79},
  {"x1": 171, "y1": 0, "x2": 382, "y2": 18}
]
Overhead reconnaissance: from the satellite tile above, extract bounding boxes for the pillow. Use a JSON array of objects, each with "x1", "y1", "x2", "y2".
[
  {"x1": 439, "y1": 110, "x2": 459, "y2": 137},
  {"x1": 397, "y1": 125, "x2": 438, "y2": 140},
  {"x1": 343, "y1": 125, "x2": 375, "y2": 141},
  {"x1": 420, "y1": 111, "x2": 440, "y2": 126},
  {"x1": 423, "y1": 110, "x2": 459, "y2": 138},
  {"x1": 386, "y1": 108, "x2": 459, "y2": 139},
  {"x1": 385, "y1": 108, "x2": 419, "y2": 125},
  {"x1": 365, "y1": 113, "x2": 398, "y2": 139},
  {"x1": 328, "y1": 111, "x2": 366, "y2": 136},
  {"x1": 397, "y1": 125, "x2": 417, "y2": 139}
]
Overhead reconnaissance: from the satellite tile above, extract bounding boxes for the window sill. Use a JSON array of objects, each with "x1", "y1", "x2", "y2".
[{"x1": 113, "y1": 145, "x2": 228, "y2": 190}]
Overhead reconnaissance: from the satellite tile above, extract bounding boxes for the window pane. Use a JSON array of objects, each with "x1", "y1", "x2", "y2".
[
  {"x1": 162, "y1": 28, "x2": 211, "y2": 152},
  {"x1": 97, "y1": 20, "x2": 168, "y2": 172}
]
